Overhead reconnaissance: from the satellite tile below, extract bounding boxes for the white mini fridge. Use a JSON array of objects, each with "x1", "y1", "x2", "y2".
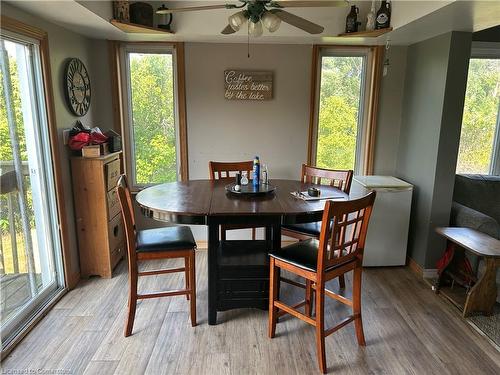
[{"x1": 352, "y1": 176, "x2": 413, "y2": 267}]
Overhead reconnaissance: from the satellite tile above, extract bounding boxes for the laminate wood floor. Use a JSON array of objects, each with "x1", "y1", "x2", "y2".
[{"x1": 3, "y1": 250, "x2": 500, "y2": 374}]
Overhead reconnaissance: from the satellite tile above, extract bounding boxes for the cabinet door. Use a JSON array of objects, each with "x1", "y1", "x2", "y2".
[
  {"x1": 110, "y1": 243, "x2": 125, "y2": 270},
  {"x1": 105, "y1": 159, "x2": 121, "y2": 191},
  {"x1": 108, "y1": 213, "x2": 125, "y2": 253},
  {"x1": 107, "y1": 189, "x2": 121, "y2": 220}
]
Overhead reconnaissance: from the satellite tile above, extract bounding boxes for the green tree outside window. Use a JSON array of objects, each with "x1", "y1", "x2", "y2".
[
  {"x1": 316, "y1": 56, "x2": 363, "y2": 171},
  {"x1": 128, "y1": 53, "x2": 177, "y2": 184}
]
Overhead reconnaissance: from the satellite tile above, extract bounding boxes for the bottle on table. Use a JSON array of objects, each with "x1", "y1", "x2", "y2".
[
  {"x1": 234, "y1": 172, "x2": 241, "y2": 191},
  {"x1": 241, "y1": 171, "x2": 249, "y2": 185},
  {"x1": 253, "y1": 156, "x2": 260, "y2": 187},
  {"x1": 376, "y1": 0, "x2": 391, "y2": 29},
  {"x1": 262, "y1": 164, "x2": 269, "y2": 185}
]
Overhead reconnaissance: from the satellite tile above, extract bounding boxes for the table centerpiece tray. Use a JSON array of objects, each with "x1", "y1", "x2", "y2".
[{"x1": 225, "y1": 183, "x2": 276, "y2": 196}]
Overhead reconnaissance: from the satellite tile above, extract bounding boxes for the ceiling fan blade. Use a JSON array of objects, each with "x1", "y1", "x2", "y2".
[
  {"x1": 272, "y1": 1, "x2": 348, "y2": 8},
  {"x1": 270, "y1": 9, "x2": 324, "y2": 34},
  {"x1": 221, "y1": 24, "x2": 237, "y2": 35},
  {"x1": 157, "y1": 5, "x2": 232, "y2": 14}
]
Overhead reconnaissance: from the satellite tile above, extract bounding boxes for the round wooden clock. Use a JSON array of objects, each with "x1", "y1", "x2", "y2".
[{"x1": 64, "y1": 58, "x2": 91, "y2": 116}]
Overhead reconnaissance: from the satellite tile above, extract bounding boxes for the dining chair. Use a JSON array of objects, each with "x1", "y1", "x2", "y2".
[
  {"x1": 116, "y1": 175, "x2": 197, "y2": 337},
  {"x1": 282, "y1": 164, "x2": 353, "y2": 288},
  {"x1": 268, "y1": 191, "x2": 376, "y2": 373},
  {"x1": 209, "y1": 160, "x2": 257, "y2": 240}
]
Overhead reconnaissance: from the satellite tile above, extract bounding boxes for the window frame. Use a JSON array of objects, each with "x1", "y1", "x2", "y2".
[
  {"x1": 308, "y1": 45, "x2": 384, "y2": 175},
  {"x1": 491, "y1": 112, "x2": 500, "y2": 175},
  {"x1": 118, "y1": 42, "x2": 188, "y2": 191},
  {"x1": 460, "y1": 42, "x2": 500, "y2": 176}
]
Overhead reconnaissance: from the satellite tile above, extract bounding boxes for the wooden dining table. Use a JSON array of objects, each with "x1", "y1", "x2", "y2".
[{"x1": 136, "y1": 178, "x2": 365, "y2": 325}]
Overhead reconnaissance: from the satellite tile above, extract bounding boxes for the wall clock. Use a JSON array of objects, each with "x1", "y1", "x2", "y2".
[{"x1": 64, "y1": 58, "x2": 91, "y2": 116}]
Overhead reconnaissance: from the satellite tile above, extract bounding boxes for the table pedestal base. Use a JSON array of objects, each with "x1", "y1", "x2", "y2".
[
  {"x1": 208, "y1": 219, "x2": 281, "y2": 325},
  {"x1": 217, "y1": 240, "x2": 270, "y2": 311}
]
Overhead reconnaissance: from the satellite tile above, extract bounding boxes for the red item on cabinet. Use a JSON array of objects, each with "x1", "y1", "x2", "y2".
[{"x1": 68, "y1": 132, "x2": 91, "y2": 150}]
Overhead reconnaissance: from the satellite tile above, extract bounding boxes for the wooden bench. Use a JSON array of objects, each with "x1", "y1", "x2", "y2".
[{"x1": 434, "y1": 227, "x2": 500, "y2": 317}]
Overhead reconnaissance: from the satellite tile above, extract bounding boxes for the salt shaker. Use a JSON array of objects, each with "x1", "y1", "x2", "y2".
[{"x1": 241, "y1": 171, "x2": 249, "y2": 185}]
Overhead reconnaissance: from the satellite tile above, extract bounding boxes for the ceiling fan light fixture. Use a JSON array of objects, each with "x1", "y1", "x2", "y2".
[
  {"x1": 248, "y1": 20, "x2": 263, "y2": 37},
  {"x1": 228, "y1": 10, "x2": 247, "y2": 31},
  {"x1": 261, "y1": 11, "x2": 281, "y2": 33}
]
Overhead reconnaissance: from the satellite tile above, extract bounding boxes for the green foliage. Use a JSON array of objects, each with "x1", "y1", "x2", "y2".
[
  {"x1": 317, "y1": 96, "x2": 358, "y2": 170},
  {"x1": 1, "y1": 57, "x2": 27, "y2": 162},
  {"x1": 320, "y1": 56, "x2": 363, "y2": 106},
  {"x1": 316, "y1": 56, "x2": 363, "y2": 170},
  {"x1": 0, "y1": 43, "x2": 48, "y2": 278},
  {"x1": 456, "y1": 58, "x2": 500, "y2": 174},
  {"x1": 129, "y1": 53, "x2": 177, "y2": 184},
  {"x1": 1, "y1": 45, "x2": 35, "y2": 239}
]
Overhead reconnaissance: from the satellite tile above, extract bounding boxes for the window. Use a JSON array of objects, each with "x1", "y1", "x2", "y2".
[
  {"x1": 309, "y1": 46, "x2": 382, "y2": 175},
  {"x1": 121, "y1": 44, "x2": 187, "y2": 189},
  {"x1": 1, "y1": 32, "x2": 64, "y2": 350},
  {"x1": 456, "y1": 52, "x2": 500, "y2": 175},
  {"x1": 317, "y1": 54, "x2": 365, "y2": 171}
]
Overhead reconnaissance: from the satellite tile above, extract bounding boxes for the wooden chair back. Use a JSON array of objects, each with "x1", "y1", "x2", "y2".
[
  {"x1": 317, "y1": 191, "x2": 376, "y2": 272},
  {"x1": 116, "y1": 175, "x2": 137, "y2": 262},
  {"x1": 209, "y1": 161, "x2": 254, "y2": 181},
  {"x1": 301, "y1": 164, "x2": 353, "y2": 193}
]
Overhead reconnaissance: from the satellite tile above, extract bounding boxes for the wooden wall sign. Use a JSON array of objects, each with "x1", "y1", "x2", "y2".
[{"x1": 224, "y1": 70, "x2": 273, "y2": 101}]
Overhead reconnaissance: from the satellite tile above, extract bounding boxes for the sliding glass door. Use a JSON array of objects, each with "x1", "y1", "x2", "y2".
[{"x1": 0, "y1": 34, "x2": 64, "y2": 349}]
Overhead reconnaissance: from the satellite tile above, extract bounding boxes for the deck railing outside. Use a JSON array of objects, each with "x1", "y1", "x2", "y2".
[{"x1": 0, "y1": 161, "x2": 40, "y2": 322}]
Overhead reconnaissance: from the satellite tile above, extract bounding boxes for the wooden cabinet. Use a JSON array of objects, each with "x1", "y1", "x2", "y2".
[{"x1": 71, "y1": 152, "x2": 125, "y2": 278}]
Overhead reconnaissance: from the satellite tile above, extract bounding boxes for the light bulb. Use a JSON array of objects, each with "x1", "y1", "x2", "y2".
[
  {"x1": 249, "y1": 20, "x2": 263, "y2": 37},
  {"x1": 261, "y1": 11, "x2": 281, "y2": 33},
  {"x1": 228, "y1": 11, "x2": 247, "y2": 31}
]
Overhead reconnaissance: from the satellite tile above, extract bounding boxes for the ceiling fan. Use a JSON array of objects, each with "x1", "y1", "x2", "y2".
[{"x1": 157, "y1": 1, "x2": 349, "y2": 37}]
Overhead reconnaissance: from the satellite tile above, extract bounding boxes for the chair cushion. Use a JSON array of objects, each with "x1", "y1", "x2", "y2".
[
  {"x1": 270, "y1": 239, "x2": 355, "y2": 273},
  {"x1": 269, "y1": 239, "x2": 320, "y2": 272},
  {"x1": 282, "y1": 222, "x2": 322, "y2": 237},
  {"x1": 136, "y1": 226, "x2": 196, "y2": 252}
]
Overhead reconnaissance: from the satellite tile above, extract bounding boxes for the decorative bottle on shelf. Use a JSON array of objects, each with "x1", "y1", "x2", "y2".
[
  {"x1": 376, "y1": 0, "x2": 391, "y2": 30},
  {"x1": 345, "y1": 5, "x2": 360, "y2": 33},
  {"x1": 252, "y1": 156, "x2": 260, "y2": 187},
  {"x1": 366, "y1": 0, "x2": 376, "y2": 31}
]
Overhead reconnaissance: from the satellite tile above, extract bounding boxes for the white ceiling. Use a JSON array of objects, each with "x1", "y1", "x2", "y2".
[{"x1": 4, "y1": 1, "x2": 500, "y2": 45}]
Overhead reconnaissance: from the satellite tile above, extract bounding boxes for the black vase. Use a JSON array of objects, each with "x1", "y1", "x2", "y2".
[
  {"x1": 376, "y1": 0, "x2": 392, "y2": 29},
  {"x1": 345, "y1": 5, "x2": 360, "y2": 33}
]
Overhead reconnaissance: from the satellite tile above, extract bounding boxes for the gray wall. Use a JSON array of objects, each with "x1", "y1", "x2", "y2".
[
  {"x1": 373, "y1": 46, "x2": 407, "y2": 175},
  {"x1": 185, "y1": 43, "x2": 311, "y2": 180},
  {"x1": 396, "y1": 32, "x2": 472, "y2": 268},
  {"x1": 2, "y1": 3, "x2": 114, "y2": 282}
]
